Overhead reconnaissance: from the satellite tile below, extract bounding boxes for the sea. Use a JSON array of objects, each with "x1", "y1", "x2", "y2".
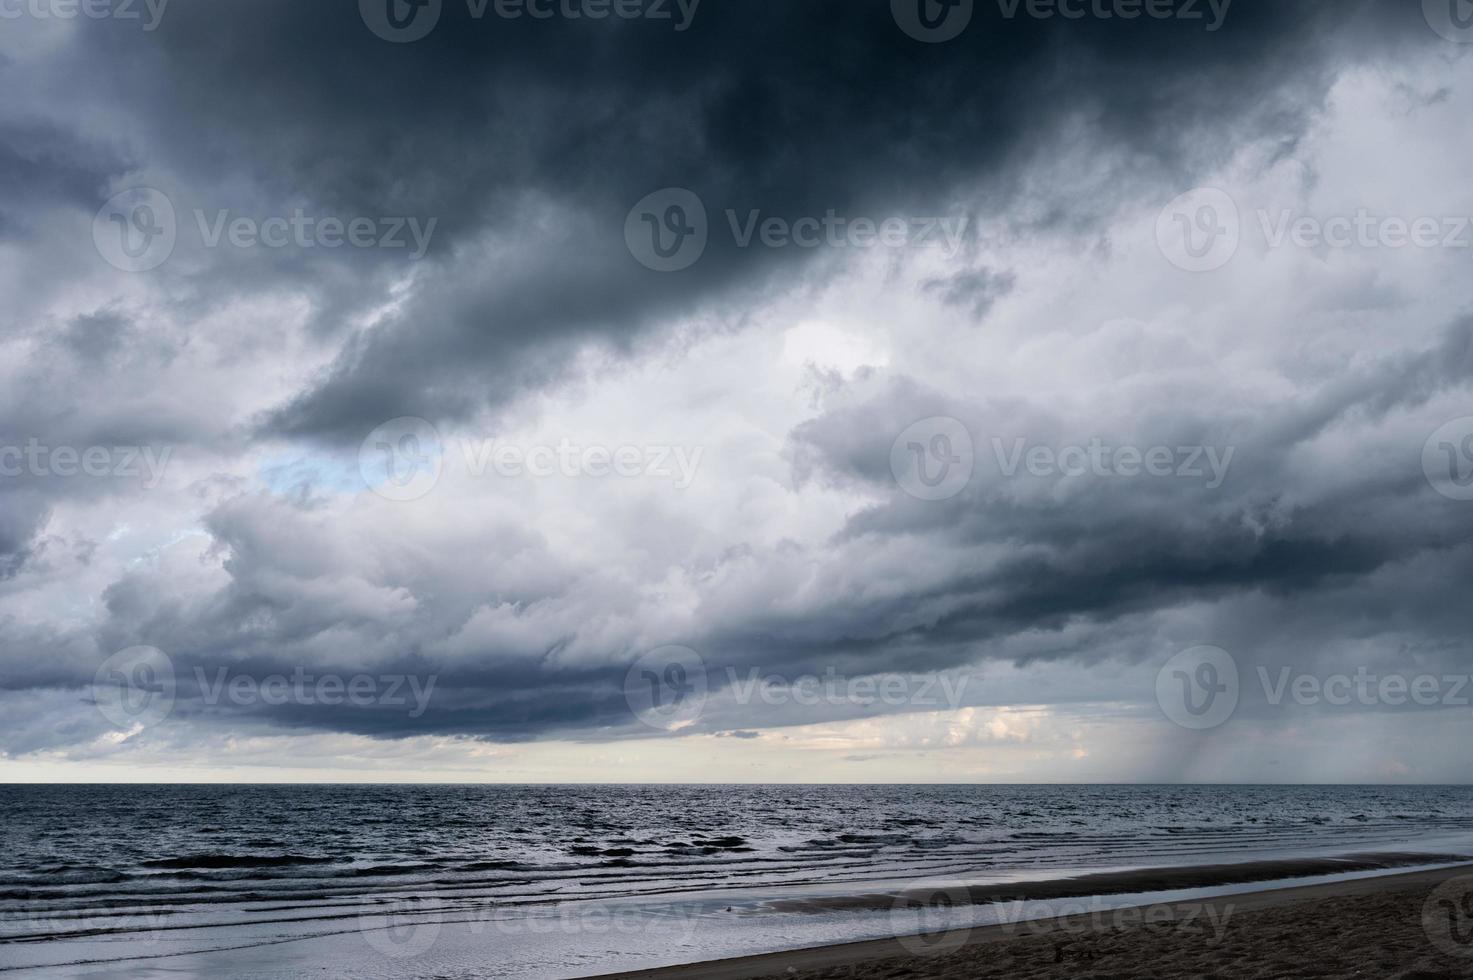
[{"x1": 3, "y1": 784, "x2": 1473, "y2": 978}]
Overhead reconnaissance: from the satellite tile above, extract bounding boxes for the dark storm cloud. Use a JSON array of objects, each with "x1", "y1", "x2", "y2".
[
  {"x1": 47, "y1": 0, "x2": 1436, "y2": 441},
  {"x1": 32, "y1": 290, "x2": 1472, "y2": 744},
  {"x1": 0, "y1": 120, "x2": 124, "y2": 237},
  {"x1": 921, "y1": 268, "x2": 1017, "y2": 320},
  {"x1": 0, "y1": 307, "x2": 197, "y2": 579},
  {"x1": 3, "y1": 0, "x2": 1469, "y2": 755},
  {"x1": 0, "y1": 490, "x2": 48, "y2": 579},
  {"x1": 781, "y1": 314, "x2": 1473, "y2": 668}
]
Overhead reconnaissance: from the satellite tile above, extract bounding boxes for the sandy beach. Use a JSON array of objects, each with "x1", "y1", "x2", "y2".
[{"x1": 610, "y1": 865, "x2": 1473, "y2": 980}]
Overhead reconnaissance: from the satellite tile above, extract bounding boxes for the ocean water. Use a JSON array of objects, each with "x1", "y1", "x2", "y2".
[{"x1": 2, "y1": 784, "x2": 1472, "y2": 978}]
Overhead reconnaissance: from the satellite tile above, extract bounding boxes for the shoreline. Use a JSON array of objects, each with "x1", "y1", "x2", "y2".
[
  {"x1": 602, "y1": 863, "x2": 1473, "y2": 980},
  {"x1": 764, "y1": 851, "x2": 1471, "y2": 913}
]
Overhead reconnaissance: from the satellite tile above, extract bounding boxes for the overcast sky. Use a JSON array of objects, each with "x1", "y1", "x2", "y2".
[{"x1": 3, "y1": 0, "x2": 1473, "y2": 783}]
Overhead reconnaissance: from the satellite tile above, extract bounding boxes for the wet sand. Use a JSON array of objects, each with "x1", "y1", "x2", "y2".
[
  {"x1": 607, "y1": 864, "x2": 1473, "y2": 980},
  {"x1": 765, "y1": 852, "x2": 1471, "y2": 914}
]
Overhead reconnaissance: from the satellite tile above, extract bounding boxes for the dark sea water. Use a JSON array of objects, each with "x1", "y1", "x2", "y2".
[{"x1": 3, "y1": 784, "x2": 1472, "y2": 978}]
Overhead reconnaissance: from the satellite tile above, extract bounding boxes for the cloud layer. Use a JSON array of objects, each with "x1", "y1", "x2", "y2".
[{"x1": 2, "y1": 0, "x2": 1472, "y2": 780}]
